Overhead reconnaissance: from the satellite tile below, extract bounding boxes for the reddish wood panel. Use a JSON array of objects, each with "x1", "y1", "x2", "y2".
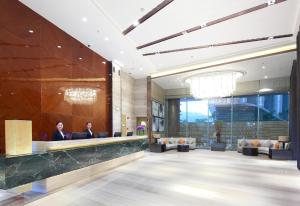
[{"x1": 0, "y1": 0, "x2": 112, "y2": 153}]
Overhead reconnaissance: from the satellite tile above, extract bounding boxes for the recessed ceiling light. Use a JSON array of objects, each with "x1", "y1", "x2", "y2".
[
  {"x1": 262, "y1": 65, "x2": 266, "y2": 69},
  {"x1": 120, "y1": 51, "x2": 124, "y2": 54},
  {"x1": 258, "y1": 88, "x2": 273, "y2": 92},
  {"x1": 104, "y1": 37, "x2": 109, "y2": 41},
  {"x1": 102, "y1": 61, "x2": 106, "y2": 64},
  {"x1": 82, "y1": 17, "x2": 88, "y2": 22},
  {"x1": 139, "y1": 67, "x2": 143, "y2": 71},
  {"x1": 133, "y1": 20, "x2": 140, "y2": 26},
  {"x1": 57, "y1": 45, "x2": 62, "y2": 49},
  {"x1": 28, "y1": 29, "x2": 34, "y2": 34},
  {"x1": 78, "y1": 57, "x2": 83, "y2": 60},
  {"x1": 58, "y1": 92, "x2": 62, "y2": 95},
  {"x1": 264, "y1": 75, "x2": 268, "y2": 79}
]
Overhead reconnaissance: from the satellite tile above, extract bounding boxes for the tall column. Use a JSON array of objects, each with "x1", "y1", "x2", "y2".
[
  {"x1": 290, "y1": 60, "x2": 297, "y2": 160},
  {"x1": 147, "y1": 76, "x2": 153, "y2": 144},
  {"x1": 297, "y1": 27, "x2": 300, "y2": 170}
]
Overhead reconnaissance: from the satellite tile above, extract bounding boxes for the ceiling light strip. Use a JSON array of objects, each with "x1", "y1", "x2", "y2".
[
  {"x1": 137, "y1": 0, "x2": 287, "y2": 49},
  {"x1": 122, "y1": 0, "x2": 175, "y2": 35},
  {"x1": 150, "y1": 44, "x2": 296, "y2": 79},
  {"x1": 143, "y1": 34, "x2": 293, "y2": 56}
]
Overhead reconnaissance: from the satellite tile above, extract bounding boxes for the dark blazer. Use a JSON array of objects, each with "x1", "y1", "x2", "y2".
[
  {"x1": 84, "y1": 129, "x2": 94, "y2": 139},
  {"x1": 52, "y1": 130, "x2": 66, "y2": 141}
]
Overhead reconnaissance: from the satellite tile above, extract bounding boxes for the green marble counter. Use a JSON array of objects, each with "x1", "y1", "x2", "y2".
[{"x1": 0, "y1": 137, "x2": 148, "y2": 189}]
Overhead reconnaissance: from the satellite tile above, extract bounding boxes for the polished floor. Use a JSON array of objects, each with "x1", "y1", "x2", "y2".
[{"x1": 1, "y1": 150, "x2": 300, "y2": 206}]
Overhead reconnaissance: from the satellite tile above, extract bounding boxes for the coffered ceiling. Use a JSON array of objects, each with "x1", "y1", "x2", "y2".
[{"x1": 20, "y1": 0, "x2": 300, "y2": 80}]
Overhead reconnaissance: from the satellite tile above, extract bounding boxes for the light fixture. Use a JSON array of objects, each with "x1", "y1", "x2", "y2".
[
  {"x1": 262, "y1": 64, "x2": 266, "y2": 69},
  {"x1": 78, "y1": 57, "x2": 83, "y2": 60},
  {"x1": 133, "y1": 20, "x2": 140, "y2": 26},
  {"x1": 200, "y1": 23, "x2": 207, "y2": 28},
  {"x1": 57, "y1": 45, "x2": 62, "y2": 49},
  {"x1": 258, "y1": 88, "x2": 273, "y2": 93},
  {"x1": 120, "y1": 51, "x2": 124, "y2": 54},
  {"x1": 264, "y1": 75, "x2": 268, "y2": 79},
  {"x1": 181, "y1": 30, "x2": 187, "y2": 35},
  {"x1": 102, "y1": 61, "x2": 106, "y2": 64},
  {"x1": 28, "y1": 29, "x2": 34, "y2": 34},
  {"x1": 185, "y1": 71, "x2": 244, "y2": 99},
  {"x1": 82, "y1": 17, "x2": 88, "y2": 22},
  {"x1": 139, "y1": 67, "x2": 143, "y2": 71},
  {"x1": 267, "y1": 0, "x2": 275, "y2": 6},
  {"x1": 64, "y1": 88, "x2": 97, "y2": 104},
  {"x1": 104, "y1": 37, "x2": 109, "y2": 41}
]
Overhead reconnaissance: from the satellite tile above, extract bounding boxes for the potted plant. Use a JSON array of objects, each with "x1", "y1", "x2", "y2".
[
  {"x1": 211, "y1": 120, "x2": 226, "y2": 151},
  {"x1": 136, "y1": 125, "x2": 145, "y2": 136},
  {"x1": 214, "y1": 120, "x2": 224, "y2": 143}
]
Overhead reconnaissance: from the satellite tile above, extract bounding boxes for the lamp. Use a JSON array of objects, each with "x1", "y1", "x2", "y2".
[
  {"x1": 64, "y1": 88, "x2": 97, "y2": 104},
  {"x1": 278, "y1": 136, "x2": 289, "y2": 142},
  {"x1": 278, "y1": 136, "x2": 289, "y2": 149},
  {"x1": 185, "y1": 71, "x2": 243, "y2": 99}
]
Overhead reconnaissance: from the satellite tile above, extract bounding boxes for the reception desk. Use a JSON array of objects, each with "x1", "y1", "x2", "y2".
[{"x1": 0, "y1": 136, "x2": 148, "y2": 190}]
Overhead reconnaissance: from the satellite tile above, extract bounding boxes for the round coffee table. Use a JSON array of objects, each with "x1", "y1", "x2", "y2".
[
  {"x1": 177, "y1": 144, "x2": 189, "y2": 152},
  {"x1": 242, "y1": 147, "x2": 258, "y2": 156}
]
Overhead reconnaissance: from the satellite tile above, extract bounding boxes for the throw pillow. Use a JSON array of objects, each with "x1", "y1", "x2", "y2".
[
  {"x1": 178, "y1": 138, "x2": 185, "y2": 144},
  {"x1": 285, "y1": 142, "x2": 290, "y2": 150},
  {"x1": 251, "y1": 140, "x2": 260, "y2": 147},
  {"x1": 263, "y1": 140, "x2": 273, "y2": 148},
  {"x1": 163, "y1": 138, "x2": 169, "y2": 144},
  {"x1": 274, "y1": 142, "x2": 280, "y2": 150},
  {"x1": 240, "y1": 139, "x2": 248, "y2": 147}
]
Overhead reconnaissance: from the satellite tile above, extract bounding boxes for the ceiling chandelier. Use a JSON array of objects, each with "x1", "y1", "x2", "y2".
[
  {"x1": 185, "y1": 71, "x2": 244, "y2": 99},
  {"x1": 64, "y1": 88, "x2": 97, "y2": 104}
]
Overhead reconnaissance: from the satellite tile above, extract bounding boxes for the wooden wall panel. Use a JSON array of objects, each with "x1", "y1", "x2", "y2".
[{"x1": 0, "y1": 0, "x2": 112, "y2": 152}]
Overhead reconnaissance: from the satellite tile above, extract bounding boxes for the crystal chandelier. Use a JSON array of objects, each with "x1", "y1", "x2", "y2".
[
  {"x1": 185, "y1": 71, "x2": 243, "y2": 99},
  {"x1": 64, "y1": 88, "x2": 97, "y2": 104}
]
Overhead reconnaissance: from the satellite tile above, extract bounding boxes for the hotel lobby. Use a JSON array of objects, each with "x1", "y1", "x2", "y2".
[{"x1": 0, "y1": 0, "x2": 300, "y2": 205}]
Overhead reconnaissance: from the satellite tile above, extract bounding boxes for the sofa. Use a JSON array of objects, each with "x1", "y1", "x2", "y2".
[
  {"x1": 157, "y1": 137, "x2": 196, "y2": 150},
  {"x1": 237, "y1": 139, "x2": 279, "y2": 155}
]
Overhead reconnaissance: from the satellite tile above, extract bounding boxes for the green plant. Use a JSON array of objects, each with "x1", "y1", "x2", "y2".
[{"x1": 214, "y1": 120, "x2": 224, "y2": 143}]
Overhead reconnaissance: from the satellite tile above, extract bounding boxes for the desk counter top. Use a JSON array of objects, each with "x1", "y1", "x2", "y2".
[{"x1": 33, "y1": 136, "x2": 148, "y2": 152}]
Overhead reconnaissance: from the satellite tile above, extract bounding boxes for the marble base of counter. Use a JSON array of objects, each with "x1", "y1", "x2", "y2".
[{"x1": 9, "y1": 151, "x2": 144, "y2": 194}]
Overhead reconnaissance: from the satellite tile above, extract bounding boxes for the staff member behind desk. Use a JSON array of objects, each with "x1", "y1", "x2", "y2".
[
  {"x1": 52, "y1": 121, "x2": 67, "y2": 141},
  {"x1": 84, "y1": 122, "x2": 94, "y2": 138}
]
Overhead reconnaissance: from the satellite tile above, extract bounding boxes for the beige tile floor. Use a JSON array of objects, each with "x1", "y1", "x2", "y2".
[{"x1": 1, "y1": 150, "x2": 300, "y2": 206}]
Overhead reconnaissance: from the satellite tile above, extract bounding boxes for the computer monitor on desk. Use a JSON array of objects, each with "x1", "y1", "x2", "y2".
[
  {"x1": 72, "y1": 132, "x2": 88, "y2": 140},
  {"x1": 113, "y1": 132, "x2": 121, "y2": 137},
  {"x1": 97, "y1": 132, "x2": 108, "y2": 138}
]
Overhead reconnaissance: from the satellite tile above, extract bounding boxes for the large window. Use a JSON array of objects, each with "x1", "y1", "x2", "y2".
[{"x1": 172, "y1": 92, "x2": 289, "y2": 149}]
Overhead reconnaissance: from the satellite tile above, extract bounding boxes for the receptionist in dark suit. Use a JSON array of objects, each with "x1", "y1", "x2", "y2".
[
  {"x1": 52, "y1": 121, "x2": 66, "y2": 141},
  {"x1": 84, "y1": 122, "x2": 94, "y2": 138}
]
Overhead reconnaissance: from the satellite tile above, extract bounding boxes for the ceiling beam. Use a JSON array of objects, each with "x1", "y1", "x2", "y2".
[
  {"x1": 137, "y1": 0, "x2": 287, "y2": 49},
  {"x1": 143, "y1": 34, "x2": 293, "y2": 56},
  {"x1": 122, "y1": 0, "x2": 174, "y2": 35},
  {"x1": 150, "y1": 44, "x2": 296, "y2": 79}
]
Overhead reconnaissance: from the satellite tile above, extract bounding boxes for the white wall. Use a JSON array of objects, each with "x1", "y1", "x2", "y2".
[{"x1": 112, "y1": 64, "x2": 121, "y2": 133}]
